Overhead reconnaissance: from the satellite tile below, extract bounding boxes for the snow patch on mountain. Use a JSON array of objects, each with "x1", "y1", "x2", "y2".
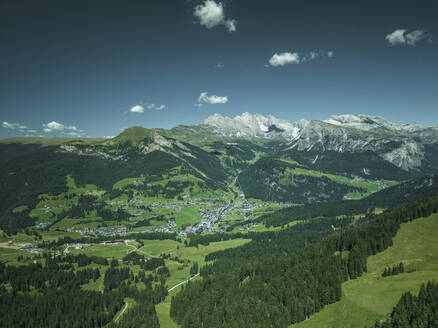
[
  {"x1": 325, "y1": 114, "x2": 404, "y2": 131},
  {"x1": 204, "y1": 112, "x2": 302, "y2": 138},
  {"x1": 203, "y1": 112, "x2": 438, "y2": 171}
]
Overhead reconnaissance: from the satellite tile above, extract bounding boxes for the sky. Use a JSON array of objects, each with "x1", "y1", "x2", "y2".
[{"x1": 1, "y1": 0, "x2": 438, "y2": 139}]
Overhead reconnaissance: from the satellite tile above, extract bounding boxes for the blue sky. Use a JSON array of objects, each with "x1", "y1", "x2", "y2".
[{"x1": 1, "y1": 0, "x2": 437, "y2": 138}]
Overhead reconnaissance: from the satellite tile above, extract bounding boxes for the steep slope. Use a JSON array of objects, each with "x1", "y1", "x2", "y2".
[
  {"x1": 293, "y1": 213, "x2": 438, "y2": 328},
  {"x1": 237, "y1": 158, "x2": 366, "y2": 203},
  {"x1": 259, "y1": 174, "x2": 438, "y2": 227},
  {"x1": 202, "y1": 113, "x2": 438, "y2": 177},
  {"x1": 204, "y1": 112, "x2": 298, "y2": 139}
]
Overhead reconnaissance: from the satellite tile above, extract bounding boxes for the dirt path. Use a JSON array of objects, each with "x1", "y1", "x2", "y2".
[
  {"x1": 114, "y1": 301, "x2": 129, "y2": 322},
  {"x1": 168, "y1": 273, "x2": 200, "y2": 293}
]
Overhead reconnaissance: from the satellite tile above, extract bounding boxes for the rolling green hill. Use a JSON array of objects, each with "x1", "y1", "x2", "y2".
[
  {"x1": 4, "y1": 124, "x2": 438, "y2": 237},
  {"x1": 2, "y1": 124, "x2": 438, "y2": 328},
  {"x1": 292, "y1": 212, "x2": 438, "y2": 328},
  {"x1": 0, "y1": 130, "x2": 230, "y2": 229},
  {"x1": 0, "y1": 137, "x2": 105, "y2": 164}
]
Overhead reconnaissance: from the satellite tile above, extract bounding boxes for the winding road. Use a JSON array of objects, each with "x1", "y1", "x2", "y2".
[
  {"x1": 114, "y1": 301, "x2": 129, "y2": 322},
  {"x1": 108, "y1": 242, "x2": 200, "y2": 324},
  {"x1": 168, "y1": 273, "x2": 200, "y2": 293}
]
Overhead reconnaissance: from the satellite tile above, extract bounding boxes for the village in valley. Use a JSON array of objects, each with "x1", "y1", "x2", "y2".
[{"x1": 52, "y1": 191, "x2": 269, "y2": 238}]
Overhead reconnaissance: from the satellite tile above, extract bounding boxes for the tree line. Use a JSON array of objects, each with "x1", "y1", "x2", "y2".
[
  {"x1": 372, "y1": 281, "x2": 438, "y2": 328},
  {"x1": 257, "y1": 174, "x2": 438, "y2": 227},
  {"x1": 382, "y1": 262, "x2": 404, "y2": 277}
]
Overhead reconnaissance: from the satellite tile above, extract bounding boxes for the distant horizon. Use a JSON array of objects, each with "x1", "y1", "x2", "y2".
[{"x1": 2, "y1": 111, "x2": 437, "y2": 140}]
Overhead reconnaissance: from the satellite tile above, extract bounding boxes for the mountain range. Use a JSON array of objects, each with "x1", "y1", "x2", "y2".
[
  {"x1": 2, "y1": 112, "x2": 438, "y2": 228},
  {"x1": 202, "y1": 112, "x2": 438, "y2": 171}
]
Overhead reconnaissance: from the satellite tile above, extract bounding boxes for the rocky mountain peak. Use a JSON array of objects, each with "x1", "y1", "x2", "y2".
[
  {"x1": 324, "y1": 114, "x2": 403, "y2": 131},
  {"x1": 204, "y1": 112, "x2": 296, "y2": 138},
  {"x1": 201, "y1": 112, "x2": 438, "y2": 172}
]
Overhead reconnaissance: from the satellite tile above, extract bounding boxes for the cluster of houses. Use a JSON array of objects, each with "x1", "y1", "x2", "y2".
[
  {"x1": 155, "y1": 219, "x2": 176, "y2": 233},
  {"x1": 63, "y1": 243, "x2": 92, "y2": 254},
  {"x1": 178, "y1": 196, "x2": 263, "y2": 236},
  {"x1": 43, "y1": 187, "x2": 272, "y2": 239},
  {"x1": 19, "y1": 244, "x2": 42, "y2": 254},
  {"x1": 35, "y1": 222, "x2": 51, "y2": 229}
]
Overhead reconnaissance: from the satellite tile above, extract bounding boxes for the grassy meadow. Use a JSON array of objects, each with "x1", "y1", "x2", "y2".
[{"x1": 292, "y1": 212, "x2": 438, "y2": 328}]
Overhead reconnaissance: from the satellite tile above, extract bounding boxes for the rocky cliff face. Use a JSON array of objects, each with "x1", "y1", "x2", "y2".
[
  {"x1": 203, "y1": 112, "x2": 438, "y2": 172},
  {"x1": 204, "y1": 112, "x2": 300, "y2": 139}
]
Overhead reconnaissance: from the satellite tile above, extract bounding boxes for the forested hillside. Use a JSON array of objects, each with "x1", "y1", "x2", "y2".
[
  {"x1": 293, "y1": 211, "x2": 438, "y2": 328},
  {"x1": 237, "y1": 158, "x2": 365, "y2": 203},
  {"x1": 257, "y1": 174, "x2": 438, "y2": 227},
  {"x1": 0, "y1": 253, "x2": 167, "y2": 328},
  {"x1": 170, "y1": 194, "x2": 438, "y2": 327}
]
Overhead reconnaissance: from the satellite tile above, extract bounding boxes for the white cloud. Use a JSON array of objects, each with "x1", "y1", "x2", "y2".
[
  {"x1": 386, "y1": 29, "x2": 407, "y2": 45},
  {"x1": 386, "y1": 29, "x2": 429, "y2": 46},
  {"x1": 144, "y1": 103, "x2": 166, "y2": 111},
  {"x1": 406, "y1": 30, "x2": 426, "y2": 45},
  {"x1": 130, "y1": 105, "x2": 145, "y2": 113},
  {"x1": 2, "y1": 121, "x2": 27, "y2": 129},
  {"x1": 64, "y1": 131, "x2": 81, "y2": 137},
  {"x1": 224, "y1": 19, "x2": 237, "y2": 32},
  {"x1": 43, "y1": 121, "x2": 79, "y2": 133},
  {"x1": 327, "y1": 51, "x2": 335, "y2": 58},
  {"x1": 216, "y1": 63, "x2": 224, "y2": 69},
  {"x1": 44, "y1": 121, "x2": 64, "y2": 131},
  {"x1": 310, "y1": 51, "x2": 319, "y2": 60},
  {"x1": 194, "y1": 0, "x2": 237, "y2": 32},
  {"x1": 197, "y1": 92, "x2": 228, "y2": 107},
  {"x1": 302, "y1": 51, "x2": 319, "y2": 62},
  {"x1": 194, "y1": 0, "x2": 224, "y2": 28},
  {"x1": 268, "y1": 51, "x2": 326, "y2": 67},
  {"x1": 268, "y1": 52, "x2": 300, "y2": 66}
]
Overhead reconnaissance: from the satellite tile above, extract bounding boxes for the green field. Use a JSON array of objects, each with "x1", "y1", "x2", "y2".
[
  {"x1": 138, "y1": 239, "x2": 181, "y2": 257},
  {"x1": 71, "y1": 243, "x2": 133, "y2": 259},
  {"x1": 292, "y1": 212, "x2": 438, "y2": 328},
  {"x1": 174, "y1": 206, "x2": 202, "y2": 228},
  {"x1": 66, "y1": 175, "x2": 99, "y2": 194},
  {"x1": 0, "y1": 247, "x2": 32, "y2": 265}
]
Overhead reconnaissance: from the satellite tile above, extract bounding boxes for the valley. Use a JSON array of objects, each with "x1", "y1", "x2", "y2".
[
  {"x1": 2, "y1": 113, "x2": 438, "y2": 328},
  {"x1": 2, "y1": 0, "x2": 437, "y2": 326}
]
